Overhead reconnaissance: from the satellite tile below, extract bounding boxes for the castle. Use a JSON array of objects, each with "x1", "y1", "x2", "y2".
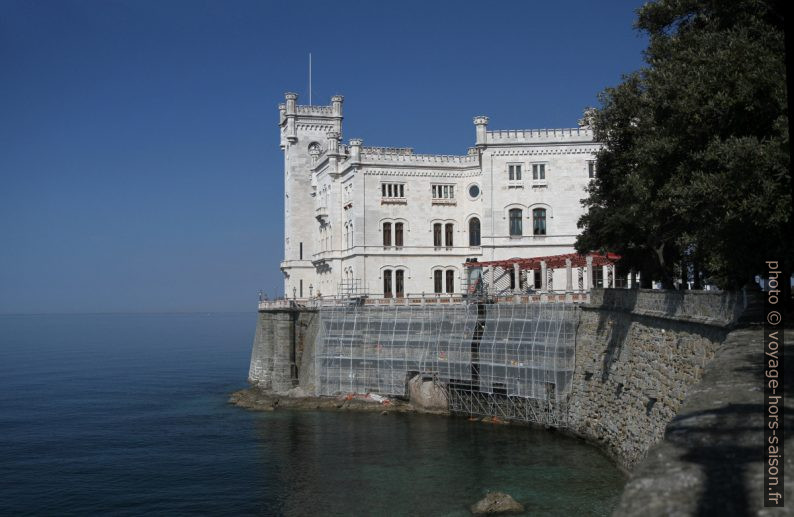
[{"x1": 278, "y1": 92, "x2": 600, "y2": 299}]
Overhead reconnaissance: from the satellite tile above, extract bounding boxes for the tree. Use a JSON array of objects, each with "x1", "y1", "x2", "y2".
[{"x1": 576, "y1": 0, "x2": 790, "y2": 294}]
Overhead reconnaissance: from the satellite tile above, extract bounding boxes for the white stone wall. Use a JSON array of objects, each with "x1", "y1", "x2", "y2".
[{"x1": 277, "y1": 93, "x2": 598, "y2": 298}]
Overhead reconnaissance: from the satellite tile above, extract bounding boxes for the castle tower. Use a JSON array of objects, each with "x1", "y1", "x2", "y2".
[{"x1": 279, "y1": 93, "x2": 343, "y2": 298}]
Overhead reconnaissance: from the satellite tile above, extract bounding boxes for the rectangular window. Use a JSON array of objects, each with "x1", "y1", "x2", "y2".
[
  {"x1": 300, "y1": 279, "x2": 303, "y2": 298},
  {"x1": 384, "y1": 270, "x2": 393, "y2": 298},
  {"x1": 396, "y1": 270, "x2": 404, "y2": 298},
  {"x1": 445, "y1": 270, "x2": 454, "y2": 294},
  {"x1": 532, "y1": 163, "x2": 546, "y2": 180},
  {"x1": 534, "y1": 271, "x2": 542, "y2": 289},
  {"x1": 395, "y1": 222, "x2": 403, "y2": 247},
  {"x1": 433, "y1": 223, "x2": 442, "y2": 247},
  {"x1": 431, "y1": 184, "x2": 455, "y2": 200},
  {"x1": 383, "y1": 222, "x2": 392, "y2": 246},
  {"x1": 509, "y1": 209, "x2": 523, "y2": 236},
  {"x1": 508, "y1": 164, "x2": 522, "y2": 181},
  {"x1": 381, "y1": 183, "x2": 406, "y2": 199},
  {"x1": 588, "y1": 160, "x2": 595, "y2": 178},
  {"x1": 434, "y1": 270, "x2": 443, "y2": 294},
  {"x1": 445, "y1": 223, "x2": 453, "y2": 247},
  {"x1": 299, "y1": 242, "x2": 303, "y2": 260}
]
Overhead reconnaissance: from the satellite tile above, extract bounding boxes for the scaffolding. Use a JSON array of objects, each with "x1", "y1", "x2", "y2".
[
  {"x1": 314, "y1": 301, "x2": 578, "y2": 426},
  {"x1": 315, "y1": 303, "x2": 476, "y2": 397}
]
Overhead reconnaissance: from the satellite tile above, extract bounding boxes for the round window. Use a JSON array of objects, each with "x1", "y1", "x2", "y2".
[{"x1": 468, "y1": 184, "x2": 480, "y2": 199}]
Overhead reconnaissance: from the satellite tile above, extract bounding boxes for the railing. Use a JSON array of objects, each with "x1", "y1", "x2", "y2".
[{"x1": 257, "y1": 290, "x2": 590, "y2": 311}]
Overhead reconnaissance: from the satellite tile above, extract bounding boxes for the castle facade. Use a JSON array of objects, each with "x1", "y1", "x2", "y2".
[{"x1": 278, "y1": 93, "x2": 599, "y2": 298}]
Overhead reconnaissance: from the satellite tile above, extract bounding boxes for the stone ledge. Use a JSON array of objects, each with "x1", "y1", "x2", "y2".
[
  {"x1": 579, "y1": 303, "x2": 736, "y2": 329},
  {"x1": 613, "y1": 326, "x2": 794, "y2": 516}
]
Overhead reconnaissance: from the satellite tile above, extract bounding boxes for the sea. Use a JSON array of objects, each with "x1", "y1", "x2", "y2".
[{"x1": 0, "y1": 313, "x2": 625, "y2": 516}]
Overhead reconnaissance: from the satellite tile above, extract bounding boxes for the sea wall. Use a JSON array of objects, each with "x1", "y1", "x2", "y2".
[
  {"x1": 249, "y1": 308, "x2": 318, "y2": 393},
  {"x1": 566, "y1": 289, "x2": 740, "y2": 470},
  {"x1": 247, "y1": 289, "x2": 750, "y2": 470}
]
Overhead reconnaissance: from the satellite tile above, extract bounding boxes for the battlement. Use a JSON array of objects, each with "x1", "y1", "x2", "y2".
[
  {"x1": 486, "y1": 127, "x2": 594, "y2": 145},
  {"x1": 359, "y1": 151, "x2": 478, "y2": 165},
  {"x1": 296, "y1": 104, "x2": 335, "y2": 117},
  {"x1": 361, "y1": 146, "x2": 414, "y2": 156}
]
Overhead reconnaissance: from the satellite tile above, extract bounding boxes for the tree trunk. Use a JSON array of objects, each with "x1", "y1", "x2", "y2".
[
  {"x1": 693, "y1": 257, "x2": 702, "y2": 290},
  {"x1": 653, "y1": 242, "x2": 675, "y2": 289}
]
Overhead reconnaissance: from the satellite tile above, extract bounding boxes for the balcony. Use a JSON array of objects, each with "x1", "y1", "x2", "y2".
[{"x1": 315, "y1": 204, "x2": 328, "y2": 222}]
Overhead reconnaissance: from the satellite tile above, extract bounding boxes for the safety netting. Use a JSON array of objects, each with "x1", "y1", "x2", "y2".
[{"x1": 314, "y1": 302, "x2": 577, "y2": 406}]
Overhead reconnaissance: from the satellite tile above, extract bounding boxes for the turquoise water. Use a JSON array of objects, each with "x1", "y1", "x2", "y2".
[{"x1": 0, "y1": 313, "x2": 624, "y2": 516}]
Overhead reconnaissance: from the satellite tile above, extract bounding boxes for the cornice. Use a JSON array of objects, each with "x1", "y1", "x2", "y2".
[{"x1": 362, "y1": 168, "x2": 482, "y2": 178}]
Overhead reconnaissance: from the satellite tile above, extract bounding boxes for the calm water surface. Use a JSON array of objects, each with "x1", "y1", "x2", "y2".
[{"x1": 0, "y1": 313, "x2": 625, "y2": 516}]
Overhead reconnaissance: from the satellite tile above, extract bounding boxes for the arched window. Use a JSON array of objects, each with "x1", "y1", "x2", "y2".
[
  {"x1": 395, "y1": 222, "x2": 404, "y2": 247},
  {"x1": 509, "y1": 209, "x2": 523, "y2": 236},
  {"x1": 383, "y1": 270, "x2": 393, "y2": 298},
  {"x1": 533, "y1": 208, "x2": 547, "y2": 235},
  {"x1": 433, "y1": 223, "x2": 442, "y2": 247},
  {"x1": 395, "y1": 270, "x2": 405, "y2": 298},
  {"x1": 445, "y1": 270, "x2": 454, "y2": 293},
  {"x1": 445, "y1": 223, "x2": 454, "y2": 247},
  {"x1": 383, "y1": 222, "x2": 392, "y2": 246},
  {"x1": 469, "y1": 218, "x2": 481, "y2": 246},
  {"x1": 433, "y1": 270, "x2": 443, "y2": 293}
]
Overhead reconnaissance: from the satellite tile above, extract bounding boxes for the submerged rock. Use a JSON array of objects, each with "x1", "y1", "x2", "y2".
[{"x1": 470, "y1": 491, "x2": 524, "y2": 515}]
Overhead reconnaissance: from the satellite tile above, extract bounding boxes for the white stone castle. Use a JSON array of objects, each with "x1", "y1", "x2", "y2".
[{"x1": 278, "y1": 92, "x2": 599, "y2": 299}]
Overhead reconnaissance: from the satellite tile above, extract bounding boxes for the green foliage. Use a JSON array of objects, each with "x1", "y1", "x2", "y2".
[{"x1": 576, "y1": 0, "x2": 789, "y2": 288}]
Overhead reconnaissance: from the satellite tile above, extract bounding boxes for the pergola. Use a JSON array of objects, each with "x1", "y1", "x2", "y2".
[
  {"x1": 468, "y1": 252, "x2": 620, "y2": 271},
  {"x1": 463, "y1": 252, "x2": 622, "y2": 294}
]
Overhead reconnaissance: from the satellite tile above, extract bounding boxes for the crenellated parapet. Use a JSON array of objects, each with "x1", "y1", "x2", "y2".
[
  {"x1": 361, "y1": 146, "x2": 414, "y2": 156},
  {"x1": 280, "y1": 92, "x2": 344, "y2": 145},
  {"x1": 486, "y1": 127, "x2": 594, "y2": 145},
  {"x1": 359, "y1": 152, "x2": 479, "y2": 165},
  {"x1": 296, "y1": 105, "x2": 334, "y2": 116}
]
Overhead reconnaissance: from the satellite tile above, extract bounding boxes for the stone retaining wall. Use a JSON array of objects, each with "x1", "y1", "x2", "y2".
[
  {"x1": 249, "y1": 308, "x2": 318, "y2": 394},
  {"x1": 567, "y1": 305, "x2": 728, "y2": 470},
  {"x1": 247, "y1": 289, "x2": 753, "y2": 471}
]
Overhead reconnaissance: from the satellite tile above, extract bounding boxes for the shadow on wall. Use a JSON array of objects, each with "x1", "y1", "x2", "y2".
[
  {"x1": 670, "y1": 403, "x2": 763, "y2": 515},
  {"x1": 678, "y1": 341, "x2": 794, "y2": 516},
  {"x1": 596, "y1": 289, "x2": 639, "y2": 382}
]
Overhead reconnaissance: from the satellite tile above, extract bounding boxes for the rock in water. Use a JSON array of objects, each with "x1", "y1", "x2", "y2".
[
  {"x1": 407, "y1": 375, "x2": 448, "y2": 412},
  {"x1": 470, "y1": 492, "x2": 524, "y2": 515}
]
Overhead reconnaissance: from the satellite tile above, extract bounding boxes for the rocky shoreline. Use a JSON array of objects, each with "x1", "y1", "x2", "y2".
[{"x1": 229, "y1": 387, "x2": 432, "y2": 414}]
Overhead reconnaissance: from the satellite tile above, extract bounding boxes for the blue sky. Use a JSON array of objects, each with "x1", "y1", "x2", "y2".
[{"x1": 0, "y1": 0, "x2": 647, "y2": 313}]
